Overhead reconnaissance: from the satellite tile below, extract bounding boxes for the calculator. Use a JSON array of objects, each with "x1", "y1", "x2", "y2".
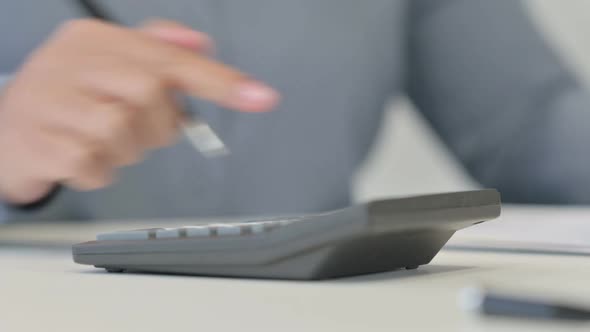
[{"x1": 72, "y1": 189, "x2": 501, "y2": 280}]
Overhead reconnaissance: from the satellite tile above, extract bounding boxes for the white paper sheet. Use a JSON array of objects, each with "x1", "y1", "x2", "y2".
[{"x1": 447, "y1": 205, "x2": 590, "y2": 255}]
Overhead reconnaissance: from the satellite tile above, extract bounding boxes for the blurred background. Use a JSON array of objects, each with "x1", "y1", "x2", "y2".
[{"x1": 354, "y1": 0, "x2": 590, "y2": 202}]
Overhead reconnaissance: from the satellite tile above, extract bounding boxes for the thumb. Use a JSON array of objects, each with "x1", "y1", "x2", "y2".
[{"x1": 139, "y1": 19, "x2": 215, "y2": 54}]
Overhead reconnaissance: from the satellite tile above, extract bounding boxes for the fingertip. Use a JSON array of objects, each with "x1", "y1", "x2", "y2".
[{"x1": 229, "y1": 81, "x2": 281, "y2": 112}]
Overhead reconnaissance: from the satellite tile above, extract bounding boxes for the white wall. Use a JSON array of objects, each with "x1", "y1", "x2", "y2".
[{"x1": 353, "y1": 0, "x2": 590, "y2": 202}]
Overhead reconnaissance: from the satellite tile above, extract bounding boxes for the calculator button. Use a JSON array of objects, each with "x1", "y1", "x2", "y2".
[
  {"x1": 216, "y1": 225, "x2": 242, "y2": 236},
  {"x1": 249, "y1": 222, "x2": 266, "y2": 234},
  {"x1": 156, "y1": 228, "x2": 179, "y2": 239},
  {"x1": 278, "y1": 220, "x2": 294, "y2": 226},
  {"x1": 183, "y1": 226, "x2": 211, "y2": 237},
  {"x1": 263, "y1": 221, "x2": 281, "y2": 231},
  {"x1": 97, "y1": 230, "x2": 150, "y2": 241}
]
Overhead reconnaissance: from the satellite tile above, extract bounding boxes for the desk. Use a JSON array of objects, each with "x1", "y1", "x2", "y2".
[{"x1": 2, "y1": 208, "x2": 590, "y2": 332}]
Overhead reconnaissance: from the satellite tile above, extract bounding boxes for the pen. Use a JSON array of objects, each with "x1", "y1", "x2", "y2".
[
  {"x1": 74, "y1": 0, "x2": 229, "y2": 157},
  {"x1": 460, "y1": 286, "x2": 590, "y2": 321}
]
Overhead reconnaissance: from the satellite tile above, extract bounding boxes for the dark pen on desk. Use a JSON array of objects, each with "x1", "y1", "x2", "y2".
[
  {"x1": 460, "y1": 286, "x2": 590, "y2": 322},
  {"x1": 75, "y1": 0, "x2": 229, "y2": 157}
]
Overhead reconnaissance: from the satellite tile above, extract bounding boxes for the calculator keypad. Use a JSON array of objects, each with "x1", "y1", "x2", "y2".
[{"x1": 96, "y1": 218, "x2": 300, "y2": 241}]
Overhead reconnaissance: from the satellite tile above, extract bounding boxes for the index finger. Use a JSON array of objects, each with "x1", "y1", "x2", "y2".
[
  {"x1": 90, "y1": 23, "x2": 280, "y2": 113},
  {"x1": 169, "y1": 51, "x2": 279, "y2": 112},
  {"x1": 151, "y1": 43, "x2": 280, "y2": 112}
]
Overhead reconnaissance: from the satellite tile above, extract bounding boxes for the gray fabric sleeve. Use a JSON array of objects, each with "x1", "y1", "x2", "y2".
[
  {"x1": 0, "y1": 74, "x2": 10, "y2": 223},
  {"x1": 406, "y1": 0, "x2": 590, "y2": 204}
]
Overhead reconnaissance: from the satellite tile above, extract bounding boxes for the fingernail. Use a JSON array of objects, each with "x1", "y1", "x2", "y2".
[{"x1": 236, "y1": 81, "x2": 279, "y2": 104}]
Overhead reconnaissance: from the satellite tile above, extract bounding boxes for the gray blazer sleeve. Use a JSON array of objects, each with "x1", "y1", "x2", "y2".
[
  {"x1": 0, "y1": 75, "x2": 10, "y2": 223},
  {"x1": 406, "y1": 0, "x2": 590, "y2": 204}
]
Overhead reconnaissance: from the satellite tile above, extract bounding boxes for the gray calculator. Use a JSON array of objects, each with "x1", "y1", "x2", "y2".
[{"x1": 72, "y1": 189, "x2": 501, "y2": 280}]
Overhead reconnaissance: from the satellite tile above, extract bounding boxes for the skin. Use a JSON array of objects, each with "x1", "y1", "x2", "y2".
[{"x1": 0, "y1": 19, "x2": 280, "y2": 205}]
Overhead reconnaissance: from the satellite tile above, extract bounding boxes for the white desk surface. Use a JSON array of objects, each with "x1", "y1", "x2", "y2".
[{"x1": 2, "y1": 207, "x2": 590, "y2": 332}]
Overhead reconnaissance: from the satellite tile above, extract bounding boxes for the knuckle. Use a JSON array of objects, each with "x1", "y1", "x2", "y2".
[
  {"x1": 133, "y1": 76, "x2": 166, "y2": 101},
  {"x1": 164, "y1": 119, "x2": 182, "y2": 144},
  {"x1": 154, "y1": 129, "x2": 179, "y2": 148},
  {"x1": 107, "y1": 110, "x2": 136, "y2": 134},
  {"x1": 56, "y1": 18, "x2": 103, "y2": 38},
  {"x1": 152, "y1": 115, "x2": 181, "y2": 147},
  {"x1": 111, "y1": 139, "x2": 144, "y2": 166},
  {"x1": 68, "y1": 178, "x2": 92, "y2": 191},
  {"x1": 118, "y1": 151, "x2": 143, "y2": 166},
  {"x1": 66, "y1": 145, "x2": 101, "y2": 175},
  {"x1": 69, "y1": 175, "x2": 111, "y2": 191}
]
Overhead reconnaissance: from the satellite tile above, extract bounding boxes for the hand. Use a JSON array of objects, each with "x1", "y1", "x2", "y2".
[{"x1": 0, "y1": 19, "x2": 280, "y2": 204}]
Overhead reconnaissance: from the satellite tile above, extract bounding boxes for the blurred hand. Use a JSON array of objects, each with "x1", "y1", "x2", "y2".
[{"x1": 0, "y1": 19, "x2": 279, "y2": 204}]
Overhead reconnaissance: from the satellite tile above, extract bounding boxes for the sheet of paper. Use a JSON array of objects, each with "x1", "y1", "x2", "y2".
[{"x1": 447, "y1": 205, "x2": 590, "y2": 255}]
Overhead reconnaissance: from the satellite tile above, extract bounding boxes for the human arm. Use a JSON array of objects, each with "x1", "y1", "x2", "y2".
[{"x1": 406, "y1": 0, "x2": 590, "y2": 204}]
